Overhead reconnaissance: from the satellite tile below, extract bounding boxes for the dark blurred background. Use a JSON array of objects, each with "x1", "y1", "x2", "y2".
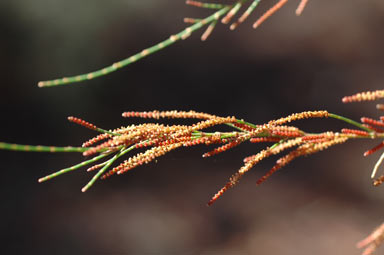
[{"x1": 1, "y1": 0, "x2": 384, "y2": 254}]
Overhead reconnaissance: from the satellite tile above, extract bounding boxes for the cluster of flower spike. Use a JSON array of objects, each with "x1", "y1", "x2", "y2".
[
  {"x1": 30, "y1": 109, "x2": 376, "y2": 206},
  {"x1": 38, "y1": 0, "x2": 310, "y2": 87},
  {"x1": 3, "y1": 90, "x2": 384, "y2": 254}
]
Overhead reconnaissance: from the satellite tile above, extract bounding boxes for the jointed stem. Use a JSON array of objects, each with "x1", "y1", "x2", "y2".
[
  {"x1": 81, "y1": 143, "x2": 139, "y2": 192},
  {"x1": 38, "y1": 5, "x2": 232, "y2": 87},
  {"x1": 38, "y1": 151, "x2": 113, "y2": 182},
  {"x1": 329, "y1": 113, "x2": 374, "y2": 133},
  {"x1": 0, "y1": 142, "x2": 88, "y2": 153}
]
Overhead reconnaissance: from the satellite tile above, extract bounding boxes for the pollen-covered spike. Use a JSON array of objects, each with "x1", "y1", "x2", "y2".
[
  {"x1": 341, "y1": 128, "x2": 370, "y2": 137},
  {"x1": 201, "y1": 20, "x2": 218, "y2": 41},
  {"x1": 342, "y1": 90, "x2": 384, "y2": 103},
  {"x1": 364, "y1": 141, "x2": 384, "y2": 157},
  {"x1": 295, "y1": 0, "x2": 309, "y2": 16},
  {"x1": 122, "y1": 110, "x2": 217, "y2": 120},
  {"x1": 68, "y1": 116, "x2": 97, "y2": 130},
  {"x1": 253, "y1": 0, "x2": 288, "y2": 29},
  {"x1": 221, "y1": 2, "x2": 242, "y2": 24},
  {"x1": 269, "y1": 111, "x2": 329, "y2": 126},
  {"x1": 230, "y1": 0, "x2": 261, "y2": 30}
]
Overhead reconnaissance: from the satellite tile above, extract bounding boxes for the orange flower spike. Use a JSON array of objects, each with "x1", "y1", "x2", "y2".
[
  {"x1": 253, "y1": 0, "x2": 288, "y2": 29},
  {"x1": 364, "y1": 141, "x2": 384, "y2": 157},
  {"x1": 295, "y1": 0, "x2": 309, "y2": 16},
  {"x1": 342, "y1": 90, "x2": 384, "y2": 103},
  {"x1": 117, "y1": 143, "x2": 184, "y2": 175}
]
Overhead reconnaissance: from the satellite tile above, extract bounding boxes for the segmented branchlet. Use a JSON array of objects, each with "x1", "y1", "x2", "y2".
[{"x1": 38, "y1": 0, "x2": 311, "y2": 87}]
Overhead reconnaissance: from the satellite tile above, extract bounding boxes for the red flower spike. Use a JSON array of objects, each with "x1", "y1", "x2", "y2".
[
  {"x1": 361, "y1": 117, "x2": 384, "y2": 128},
  {"x1": 250, "y1": 137, "x2": 281, "y2": 143},
  {"x1": 256, "y1": 163, "x2": 284, "y2": 185},
  {"x1": 341, "y1": 128, "x2": 370, "y2": 137},
  {"x1": 233, "y1": 123, "x2": 256, "y2": 132},
  {"x1": 364, "y1": 141, "x2": 384, "y2": 157},
  {"x1": 203, "y1": 141, "x2": 240, "y2": 158},
  {"x1": 270, "y1": 130, "x2": 302, "y2": 137},
  {"x1": 68, "y1": 116, "x2": 97, "y2": 130},
  {"x1": 82, "y1": 133, "x2": 111, "y2": 147},
  {"x1": 207, "y1": 182, "x2": 232, "y2": 206},
  {"x1": 363, "y1": 124, "x2": 384, "y2": 133}
]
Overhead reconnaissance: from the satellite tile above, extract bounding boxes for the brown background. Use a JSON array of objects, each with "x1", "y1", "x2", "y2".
[{"x1": 1, "y1": 1, "x2": 384, "y2": 254}]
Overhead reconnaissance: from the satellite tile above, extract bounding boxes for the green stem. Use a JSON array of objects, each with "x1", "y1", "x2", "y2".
[
  {"x1": 189, "y1": 2, "x2": 228, "y2": 9},
  {"x1": 38, "y1": 151, "x2": 113, "y2": 182},
  {"x1": 329, "y1": 113, "x2": 373, "y2": 133},
  {"x1": 38, "y1": 5, "x2": 232, "y2": 87},
  {"x1": 0, "y1": 142, "x2": 89, "y2": 153},
  {"x1": 81, "y1": 144, "x2": 137, "y2": 192}
]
